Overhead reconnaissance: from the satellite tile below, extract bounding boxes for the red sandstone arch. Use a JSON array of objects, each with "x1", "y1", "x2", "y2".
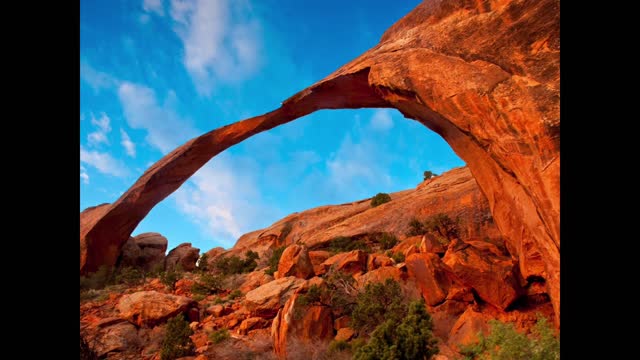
[{"x1": 80, "y1": 0, "x2": 559, "y2": 323}]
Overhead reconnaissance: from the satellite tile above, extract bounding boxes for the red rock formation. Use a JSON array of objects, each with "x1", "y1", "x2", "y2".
[
  {"x1": 308, "y1": 250, "x2": 331, "y2": 275},
  {"x1": 316, "y1": 250, "x2": 368, "y2": 276},
  {"x1": 367, "y1": 253, "x2": 394, "y2": 271},
  {"x1": 80, "y1": 0, "x2": 559, "y2": 323},
  {"x1": 276, "y1": 245, "x2": 314, "y2": 280},
  {"x1": 116, "y1": 291, "x2": 196, "y2": 327},
  {"x1": 165, "y1": 243, "x2": 200, "y2": 271},
  {"x1": 243, "y1": 276, "x2": 306, "y2": 318},
  {"x1": 405, "y1": 253, "x2": 459, "y2": 307},
  {"x1": 271, "y1": 294, "x2": 333, "y2": 359}
]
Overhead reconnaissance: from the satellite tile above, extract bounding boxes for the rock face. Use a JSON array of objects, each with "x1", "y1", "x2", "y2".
[
  {"x1": 271, "y1": 294, "x2": 334, "y2": 359},
  {"x1": 276, "y1": 245, "x2": 314, "y2": 280},
  {"x1": 317, "y1": 250, "x2": 368, "y2": 276},
  {"x1": 443, "y1": 240, "x2": 523, "y2": 310},
  {"x1": 244, "y1": 276, "x2": 306, "y2": 318},
  {"x1": 79, "y1": 0, "x2": 559, "y2": 323},
  {"x1": 118, "y1": 232, "x2": 168, "y2": 272},
  {"x1": 165, "y1": 243, "x2": 200, "y2": 272},
  {"x1": 405, "y1": 253, "x2": 459, "y2": 307},
  {"x1": 116, "y1": 291, "x2": 196, "y2": 327}
]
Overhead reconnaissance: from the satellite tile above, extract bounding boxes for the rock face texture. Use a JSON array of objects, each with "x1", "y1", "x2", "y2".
[
  {"x1": 117, "y1": 232, "x2": 168, "y2": 272},
  {"x1": 244, "y1": 276, "x2": 306, "y2": 318},
  {"x1": 276, "y1": 245, "x2": 314, "y2": 280},
  {"x1": 165, "y1": 243, "x2": 200, "y2": 271},
  {"x1": 116, "y1": 291, "x2": 196, "y2": 327},
  {"x1": 79, "y1": 0, "x2": 559, "y2": 322}
]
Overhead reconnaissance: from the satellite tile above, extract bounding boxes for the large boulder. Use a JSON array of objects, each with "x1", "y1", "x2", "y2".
[
  {"x1": 447, "y1": 308, "x2": 492, "y2": 350},
  {"x1": 165, "y1": 243, "x2": 200, "y2": 272},
  {"x1": 239, "y1": 270, "x2": 275, "y2": 294},
  {"x1": 116, "y1": 291, "x2": 196, "y2": 327},
  {"x1": 308, "y1": 250, "x2": 331, "y2": 275},
  {"x1": 276, "y1": 244, "x2": 314, "y2": 280},
  {"x1": 118, "y1": 232, "x2": 168, "y2": 272},
  {"x1": 271, "y1": 293, "x2": 333, "y2": 359},
  {"x1": 405, "y1": 253, "x2": 459, "y2": 307},
  {"x1": 366, "y1": 253, "x2": 394, "y2": 271},
  {"x1": 244, "y1": 276, "x2": 306, "y2": 318},
  {"x1": 443, "y1": 240, "x2": 523, "y2": 310},
  {"x1": 316, "y1": 250, "x2": 367, "y2": 276}
]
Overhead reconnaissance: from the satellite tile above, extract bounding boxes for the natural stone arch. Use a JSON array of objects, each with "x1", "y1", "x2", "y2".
[{"x1": 80, "y1": 0, "x2": 559, "y2": 323}]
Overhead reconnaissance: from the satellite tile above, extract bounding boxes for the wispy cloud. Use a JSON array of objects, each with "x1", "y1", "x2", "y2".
[
  {"x1": 369, "y1": 109, "x2": 394, "y2": 131},
  {"x1": 80, "y1": 166, "x2": 90, "y2": 184},
  {"x1": 169, "y1": 0, "x2": 262, "y2": 95},
  {"x1": 80, "y1": 146, "x2": 129, "y2": 177},
  {"x1": 120, "y1": 129, "x2": 136, "y2": 157},
  {"x1": 80, "y1": 60, "x2": 119, "y2": 91},
  {"x1": 174, "y1": 153, "x2": 273, "y2": 247},
  {"x1": 88, "y1": 112, "x2": 112, "y2": 146},
  {"x1": 118, "y1": 81, "x2": 197, "y2": 153},
  {"x1": 143, "y1": 0, "x2": 165, "y2": 15}
]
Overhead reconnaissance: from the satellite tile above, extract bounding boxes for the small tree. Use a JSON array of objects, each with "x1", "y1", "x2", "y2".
[
  {"x1": 352, "y1": 278, "x2": 407, "y2": 334},
  {"x1": 405, "y1": 217, "x2": 425, "y2": 237},
  {"x1": 160, "y1": 315, "x2": 195, "y2": 360},
  {"x1": 371, "y1": 193, "x2": 392, "y2": 207},
  {"x1": 423, "y1": 170, "x2": 437, "y2": 181},
  {"x1": 265, "y1": 246, "x2": 286, "y2": 276}
]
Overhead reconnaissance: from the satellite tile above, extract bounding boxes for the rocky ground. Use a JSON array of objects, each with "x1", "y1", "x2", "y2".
[{"x1": 80, "y1": 167, "x2": 555, "y2": 359}]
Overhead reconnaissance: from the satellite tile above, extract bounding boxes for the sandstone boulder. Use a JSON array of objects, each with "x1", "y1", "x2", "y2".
[
  {"x1": 276, "y1": 244, "x2": 314, "y2": 280},
  {"x1": 116, "y1": 291, "x2": 196, "y2": 327},
  {"x1": 367, "y1": 253, "x2": 394, "y2": 271},
  {"x1": 244, "y1": 276, "x2": 306, "y2": 318},
  {"x1": 316, "y1": 250, "x2": 367, "y2": 276},
  {"x1": 308, "y1": 250, "x2": 331, "y2": 275},
  {"x1": 166, "y1": 243, "x2": 200, "y2": 272}
]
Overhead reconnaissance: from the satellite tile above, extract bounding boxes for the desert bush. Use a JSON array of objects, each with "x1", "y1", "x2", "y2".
[
  {"x1": 265, "y1": 246, "x2": 286, "y2": 276},
  {"x1": 159, "y1": 265, "x2": 183, "y2": 290},
  {"x1": 114, "y1": 266, "x2": 145, "y2": 285},
  {"x1": 215, "y1": 250, "x2": 259, "y2": 275},
  {"x1": 424, "y1": 213, "x2": 459, "y2": 241},
  {"x1": 423, "y1": 170, "x2": 437, "y2": 180},
  {"x1": 196, "y1": 253, "x2": 209, "y2": 272},
  {"x1": 460, "y1": 317, "x2": 559, "y2": 360},
  {"x1": 406, "y1": 217, "x2": 426, "y2": 236},
  {"x1": 191, "y1": 273, "x2": 224, "y2": 295},
  {"x1": 328, "y1": 236, "x2": 368, "y2": 254},
  {"x1": 209, "y1": 328, "x2": 230, "y2": 344},
  {"x1": 297, "y1": 284, "x2": 324, "y2": 307},
  {"x1": 376, "y1": 233, "x2": 398, "y2": 250},
  {"x1": 351, "y1": 278, "x2": 407, "y2": 334},
  {"x1": 391, "y1": 252, "x2": 405, "y2": 264},
  {"x1": 228, "y1": 289, "x2": 242, "y2": 300},
  {"x1": 328, "y1": 339, "x2": 351, "y2": 353},
  {"x1": 354, "y1": 300, "x2": 438, "y2": 360},
  {"x1": 160, "y1": 315, "x2": 195, "y2": 360},
  {"x1": 371, "y1": 193, "x2": 392, "y2": 207}
]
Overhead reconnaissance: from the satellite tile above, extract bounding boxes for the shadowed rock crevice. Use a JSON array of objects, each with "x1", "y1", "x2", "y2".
[{"x1": 80, "y1": 0, "x2": 559, "y2": 324}]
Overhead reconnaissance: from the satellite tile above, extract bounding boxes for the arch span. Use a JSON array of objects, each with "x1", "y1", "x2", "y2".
[{"x1": 80, "y1": 0, "x2": 559, "y2": 322}]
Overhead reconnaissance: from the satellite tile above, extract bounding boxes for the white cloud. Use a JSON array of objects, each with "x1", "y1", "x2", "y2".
[
  {"x1": 169, "y1": 0, "x2": 261, "y2": 95},
  {"x1": 143, "y1": 0, "x2": 165, "y2": 15},
  {"x1": 174, "y1": 153, "x2": 272, "y2": 247},
  {"x1": 326, "y1": 134, "x2": 392, "y2": 193},
  {"x1": 88, "y1": 112, "x2": 112, "y2": 146},
  {"x1": 120, "y1": 129, "x2": 136, "y2": 157},
  {"x1": 80, "y1": 61, "x2": 119, "y2": 91},
  {"x1": 80, "y1": 146, "x2": 129, "y2": 177},
  {"x1": 369, "y1": 109, "x2": 394, "y2": 131},
  {"x1": 80, "y1": 166, "x2": 89, "y2": 184},
  {"x1": 118, "y1": 81, "x2": 197, "y2": 153}
]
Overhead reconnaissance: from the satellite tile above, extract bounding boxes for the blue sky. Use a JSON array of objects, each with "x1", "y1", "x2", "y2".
[{"x1": 80, "y1": 0, "x2": 465, "y2": 252}]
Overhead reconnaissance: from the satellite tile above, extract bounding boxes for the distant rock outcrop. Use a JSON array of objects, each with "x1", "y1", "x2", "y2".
[
  {"x1": 165, "y1": 243, "x2": 200, "y2": 272},
  {"x1": 117, "y1": 232, "x2": 167, "y2": 272}
]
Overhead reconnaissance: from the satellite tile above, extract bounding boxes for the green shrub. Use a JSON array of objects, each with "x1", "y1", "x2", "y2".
[
  {"x1": 192, "y1": 294, "x2": 205, "y2": 302},
  {"x1": 328, "y1": 339, "x2": 351, "y2": 353},
  {"x1": 371, "y1": 193, "x2": 392, "y2": 207},
  {"x1": 460, "y1": 317, "x2": 559, "y2": 360},
  {"x1": 352, "y1": 278, "x2": 407, "y2": 334},
  {"x1": 297, "y1": 284, "x2": 324, "y2": 307},
  {"x1": 215, "y1": 251, "x2": 259, "y2": 275},
  {"x1": 160, "y1": 266, "x2": 183, "y2": 290},
  {"x1": 265, "y1": 246, "x2": 286, "y2": 276},
  {"x1": 209, "y1": 328, "x2": 230, "y2": 344},
  {"x1": 227, "y1": 289, "x2": 242, "y2": 300},
  {"x1": 391, "y1": 252, "x2": 405, "y2": 264},
  {"x1": 423, "y1": 213, "x2": 459, "y2": 241},
  {"x1": 423, "y1": 170, "x2": 437, "y2": 181},
  {"x1": 328, "y1": 236, "x2": 368, "y2": 254},
  {"x1": 160, "y1": 315, "x2": 195, "y2": 360},
  {"x1": 405, "y1": 217, "x2": 426, "y2": 236},
  {"x1": 114, "y1": 266, "x2": 145, "y2": 286},
  {"x1": 196, "y1": 253, "x2": 209, "y2": 272},
  {"x1": 354, "y1": 300, "x2": 438, "y2": 360},
  {"x1": 191, "y1": 273, "x2": 224, "y2": 295},
  {"x1": 376, "y1": 233, "x2": 398, "y2": 250}
]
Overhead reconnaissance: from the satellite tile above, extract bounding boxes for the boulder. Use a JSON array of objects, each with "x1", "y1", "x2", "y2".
[
  {"x1": 166, "y1": 243, "x2": 200, "y2": 272},
  {"x1": 276, "y1": 244, "x2": 314, "y2": 280},
  {"x1": 244, "y1": 276, "x2": 306, "y2": 318},
  {"x1": 116, "y1": 291, "x2": 196, "y2": 327},
  {"x1": 316, "y1": 250, "x2": 367, "y2": 276},
  {"x1": 308, "y1": 250, "x2": 331, "y2": 275}
]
